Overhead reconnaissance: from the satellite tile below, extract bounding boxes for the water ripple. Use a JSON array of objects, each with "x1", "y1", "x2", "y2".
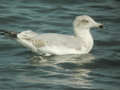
[{"x1": 0, "y1": 0, "x2": 120, "y2": 90}]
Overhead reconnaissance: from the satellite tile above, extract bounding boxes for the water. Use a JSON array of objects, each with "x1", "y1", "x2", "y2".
[{"x1": 0, "y1": 0, "x2": 120, "y2": 90}]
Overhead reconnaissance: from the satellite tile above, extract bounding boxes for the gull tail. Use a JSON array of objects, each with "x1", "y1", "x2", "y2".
[{"x1": 0, "y1": 29, "x2": 18, "y2": 38}]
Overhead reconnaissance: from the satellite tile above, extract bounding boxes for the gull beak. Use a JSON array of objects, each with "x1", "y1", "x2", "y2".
[
  {"x1": 99, "y1": 24, "x2": 104, "y2": 29},
  {"x1": 97, "y1": 23, "x2": 104, "y2": 29}
]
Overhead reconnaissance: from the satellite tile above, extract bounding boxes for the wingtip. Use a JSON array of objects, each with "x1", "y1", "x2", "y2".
[{"x1": 0, "y1": 29, "x2": 18, "y2": 38}]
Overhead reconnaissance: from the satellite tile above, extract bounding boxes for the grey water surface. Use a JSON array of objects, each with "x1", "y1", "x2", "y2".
[{"x1": 0, "y1": 0, "x2": 120, "y2": 90}]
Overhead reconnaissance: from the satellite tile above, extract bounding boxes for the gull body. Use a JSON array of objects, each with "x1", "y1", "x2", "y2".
[
  {"x1": 1, "y1": 15, "x2": 103, "y2": 56},
  {"x1": 17, "y1": 32, "x2": 88, "y2": 55}
]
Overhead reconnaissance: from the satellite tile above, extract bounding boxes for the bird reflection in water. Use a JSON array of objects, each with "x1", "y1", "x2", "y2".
[
  {"x1": 17, "y1": 54, "x2": 96, "y2": 88},
  {"x1": 29, "y1": 54, "x2": 95, "y2": 66}
]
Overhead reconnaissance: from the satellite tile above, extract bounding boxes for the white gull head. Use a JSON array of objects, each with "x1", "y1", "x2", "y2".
[{"x1": 73, "y1": 15, "x2": 103, "y2": 31}]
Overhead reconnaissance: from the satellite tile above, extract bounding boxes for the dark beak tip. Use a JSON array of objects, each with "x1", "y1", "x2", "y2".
[{"x1": 99, "y1": 24, "x2": 104, "y2": 28}]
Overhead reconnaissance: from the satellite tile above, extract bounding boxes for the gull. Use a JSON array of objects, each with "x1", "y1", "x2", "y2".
[{"x1": 0, "y1": 15, "x2": 103, "y2": 56}]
